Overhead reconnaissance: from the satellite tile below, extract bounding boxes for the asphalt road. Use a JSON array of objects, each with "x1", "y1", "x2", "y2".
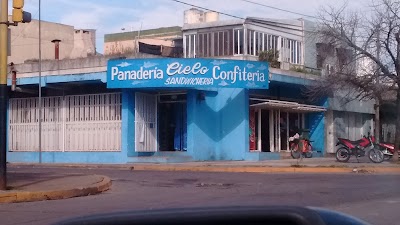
[{"x1": 1, "y1": 166, "x2": 400, "y2": 225}]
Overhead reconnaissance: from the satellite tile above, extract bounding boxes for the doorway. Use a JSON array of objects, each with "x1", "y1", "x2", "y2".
[
  {"x1": 255, "y1": 109, "x2": 271, "y2": 152},
  {"x1": 158, "y1": 93, "x2": 187, "y2": 151},
  {"x1": 250, "y1": 98, "x2": 326, "y2": 152},
  {"x1": 252, "y1": 108, "x2": 305, "y2": 152}
]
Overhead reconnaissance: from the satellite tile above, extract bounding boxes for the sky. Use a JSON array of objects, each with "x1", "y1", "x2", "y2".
[{"x1": 10, "y1": 0, "x2": 368, "y2": 53}]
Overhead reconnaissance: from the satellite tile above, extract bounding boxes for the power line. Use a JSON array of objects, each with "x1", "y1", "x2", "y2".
[
  {"x1": 170, "y1": 0, "x2": 245, "y2": 20},
  {"x1": 240, "y1": 0, "x2": 319, "y2": 19}
]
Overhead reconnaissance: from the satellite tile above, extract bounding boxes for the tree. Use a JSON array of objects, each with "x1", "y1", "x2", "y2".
[{"x1": 308, "y1": 0, "x2": 399, "y2": 161}]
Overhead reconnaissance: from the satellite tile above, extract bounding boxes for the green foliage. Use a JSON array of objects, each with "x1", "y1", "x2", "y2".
[
  {"x1": 290, "y1": 66, "x2": 322, "y2": 76},
  {"x1": 259, "y1": 50, "x2": 280, "y2": 68}
]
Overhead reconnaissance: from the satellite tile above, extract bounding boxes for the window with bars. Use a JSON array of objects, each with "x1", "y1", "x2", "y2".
[
  {"x1": 185, "y1": 29, "x2": 236, "y2": 58},
  {"x1": 247, "y1": 30, "x2": 280, "y2": 57},
  {"x1": 234, "y1": 29, "x2": 244, "y2": 55},
  {"x1": 185, "y1": 28, "x2": 303, "y2": 65},
  {"x1": 281, "y1": 38, "x2": 303, "y2": 65},
  {"x1": 8, "y1": 93, "x2": 122, "y2": 152},
  {"x1": 184, "y1": 34, "x2": 196, "y2": 58}
]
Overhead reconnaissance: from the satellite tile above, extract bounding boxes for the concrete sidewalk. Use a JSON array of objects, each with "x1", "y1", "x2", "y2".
[
  {"x1": 10, "y1": 158, "x2": 400, "y2": 174},
  {"x1": 0, "y1": 171, "x2": 111, "y2": 203}
]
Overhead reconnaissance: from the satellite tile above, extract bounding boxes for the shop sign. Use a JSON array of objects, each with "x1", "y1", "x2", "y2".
[{"x1": 107, "y1": 58, "x2": 269, "y2": 89}]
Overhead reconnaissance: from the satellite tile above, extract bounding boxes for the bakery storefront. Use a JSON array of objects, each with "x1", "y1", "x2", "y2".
[{"x1": 108, "y1": 58, "x2": 269, "y2": 162}]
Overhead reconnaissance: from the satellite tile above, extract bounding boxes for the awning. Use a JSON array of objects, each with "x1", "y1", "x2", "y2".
[{"x1": 250, "y1": 98, "x2": 326, "y2": 113}]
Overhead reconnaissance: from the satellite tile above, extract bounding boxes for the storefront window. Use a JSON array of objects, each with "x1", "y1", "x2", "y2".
[{"x1": 250, "y1": 107, "x2": 307, "y2": 152}]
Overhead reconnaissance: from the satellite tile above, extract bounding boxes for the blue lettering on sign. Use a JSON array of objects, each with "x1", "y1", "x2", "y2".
[{"x1": 107, "y1": 58, "x2": 269, "y2": 89}]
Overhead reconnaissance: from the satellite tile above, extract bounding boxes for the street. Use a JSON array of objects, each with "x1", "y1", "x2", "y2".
[{"x1": 1, "y1": 166, "x2": 400, "y2": 225}]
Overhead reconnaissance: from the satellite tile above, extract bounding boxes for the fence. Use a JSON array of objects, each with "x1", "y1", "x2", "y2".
[{"x1": 9, "y1": 93, "x2": 122, "y2": 152}]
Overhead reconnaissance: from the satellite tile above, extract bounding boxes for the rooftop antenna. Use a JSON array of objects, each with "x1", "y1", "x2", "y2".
[{"x1": 136, "y1": 22, "x2": 143, "y2": 57}]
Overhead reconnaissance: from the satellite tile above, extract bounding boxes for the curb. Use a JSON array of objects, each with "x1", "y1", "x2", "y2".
[
  {"x1": 0, "y1": 175, "x2": 112, "y2": 203},
  {"x1": 9, "y1": 163, "x2": 400, "y2": 174},
  {"x1": 130, "y1": 165, "x2": 400, "y2": 174}
]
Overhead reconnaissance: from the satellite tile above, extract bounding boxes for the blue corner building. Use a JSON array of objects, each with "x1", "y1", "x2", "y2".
[{"x1": 6, "y1": 16, "x2": 375, "y2": 164}]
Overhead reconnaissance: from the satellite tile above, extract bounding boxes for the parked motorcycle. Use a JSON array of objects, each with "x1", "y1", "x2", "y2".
[
  {"x1": 374, "y1": 142, "x2": 400, "y2": 161},
  {"x1": 289, "y1": 133, "x2": 313, "y2": 159},
  {"x1": 335, "y1": 133, "x2": 384, "y2": 163}
]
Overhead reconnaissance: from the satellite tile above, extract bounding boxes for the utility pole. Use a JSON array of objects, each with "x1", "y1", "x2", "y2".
[
  {"x1": 38, "y1": 0, "x2": 42, "y2": 163},
  {"x1": 0, "y1": 0, "x2": 31, "y2": 190},
  {"x1": 0, "y1": 0, "x2": 8, "y2": 190}
]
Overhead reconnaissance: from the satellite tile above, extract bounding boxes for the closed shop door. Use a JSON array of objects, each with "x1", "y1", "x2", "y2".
[{"x1": 135, "y1": 93, "x2": 157, "y2": 152}]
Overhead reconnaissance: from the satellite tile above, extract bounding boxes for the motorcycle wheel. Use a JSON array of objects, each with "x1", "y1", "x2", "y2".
[
  {"x1": 336, "y1": 147, "x2": 351, "y2": 163},
  {"x1": 368, "y1": 148, "x2": 384, "y2": 163},
  {"x1": 290, "y1": 144, "x2": 301, "y2": 159},
  {"x1": 305, "y1": 143, "x2": 313, "y2": 158}
]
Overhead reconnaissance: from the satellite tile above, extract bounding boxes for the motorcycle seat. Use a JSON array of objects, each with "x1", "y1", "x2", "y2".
[
  {"x1": 347, "y1": 140, "x2": 364, "y2": 146},
  {"x1": 380, "y1": 142, "x2": 395, "y2": 149},
  {"x1": 380, "y1": 142, "x2": 394, "y2": 146}
]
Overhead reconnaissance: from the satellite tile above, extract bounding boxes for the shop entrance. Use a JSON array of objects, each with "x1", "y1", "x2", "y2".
[
  {"x1": 250, "y1": 98, "x2": 326, "y2": 152},
  {"x1": 134, "y1": 92, "x2": 187, "y2": 152},
  {"x1": 157, "y1": 93, "x2": 187, "y2": 152},
  {"x1": 253, "y1": 109, "x2": 304, "y2": 152}
]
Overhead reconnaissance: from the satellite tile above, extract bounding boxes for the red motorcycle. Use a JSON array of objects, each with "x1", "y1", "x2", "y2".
[
  {"x1": 290, "y1": 138, "x2": 313, "y2": 159},
  {"x1": 375, "y1": 142, "x2": 400, "y2": 160},
  {"x1": 289, "y1": 129, "x2": 313, "y2": 159},
  {"x1": 336, "y1": 133, "x2": 383, "y2": 163}
]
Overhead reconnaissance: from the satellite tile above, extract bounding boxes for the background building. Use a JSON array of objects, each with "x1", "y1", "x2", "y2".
[
  {"x1": 103, "y1": 26, "x2": 183, "y2": 56},
  {"x1": 5, "y1": 17, "x2": 96, "y2": 64}
]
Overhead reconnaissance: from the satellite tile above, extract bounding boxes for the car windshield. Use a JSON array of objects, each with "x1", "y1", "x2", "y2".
[{"x1": 0, "y1": 0, "x2": 399, "y2": 225}]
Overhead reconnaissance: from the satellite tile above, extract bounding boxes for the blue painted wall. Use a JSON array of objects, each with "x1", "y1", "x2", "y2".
[
  {"x1": 307, "y1": 98, "x2": 328, "y2": 155},
  {"x1": 187, "y1": 89, "x2": 219, "y2": 160},
  {"x1": 187, "y1": 88, "x2": 249, "y2": 161},
  {"x1": 308, "y1": 112, "x2": 325, "y2": 155},
  {"x1": 217, "y1": 88, "x2": 249, "y2": 160},
  {"x1": 122, "y1": 89, "x2": 136, "y2": 157},
  {"x1": 8, "y1": 72, "x2": 107, "y2": 86},
  {"x1": 7, "y1": 151, "x2": 128, "y2": 164}
]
